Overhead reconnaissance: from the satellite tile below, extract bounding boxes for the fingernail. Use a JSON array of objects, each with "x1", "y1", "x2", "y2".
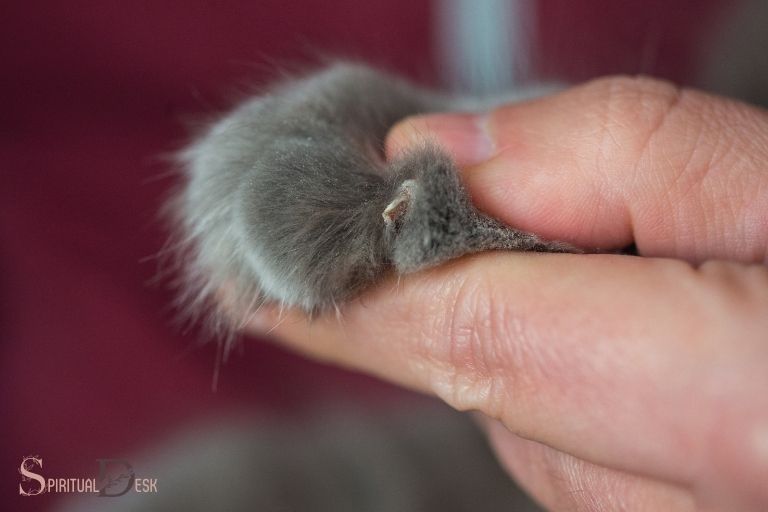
[{"x1": 387, "y1": 113, "x2": 494, "y2": 167}]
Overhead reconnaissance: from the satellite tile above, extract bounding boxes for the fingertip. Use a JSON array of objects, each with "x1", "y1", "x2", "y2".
[{"x1": 385, "y1": 113, "x2": 494, "y2": 167}]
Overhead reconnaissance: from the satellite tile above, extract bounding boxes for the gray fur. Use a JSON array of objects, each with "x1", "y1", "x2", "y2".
[{"x1": 172, "y1": 62, "x2": 576, "y2": 325}]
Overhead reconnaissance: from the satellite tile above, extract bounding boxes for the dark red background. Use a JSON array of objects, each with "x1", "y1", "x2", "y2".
[{"x1": 2, "y1": 1, "x2": 725, "y2": 509}]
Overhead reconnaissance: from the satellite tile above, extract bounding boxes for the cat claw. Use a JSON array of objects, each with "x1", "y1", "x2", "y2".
[{"x1": 382, "y1": 179, "x2": 417, "y2": 227}]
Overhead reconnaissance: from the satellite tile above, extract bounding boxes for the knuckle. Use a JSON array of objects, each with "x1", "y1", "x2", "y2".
[
  {"x1": 420, "y1": 260, "x2": 547, "y2": 420},
  {"x1": 442, "y1": 273, "x2": 498, "y2": 411},
  {"x1": 594, "y1": 79, "x2": 768, "y2": 261}
]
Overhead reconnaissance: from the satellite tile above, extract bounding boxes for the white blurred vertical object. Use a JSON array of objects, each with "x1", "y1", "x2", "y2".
[{"x1": 435, "y1": 0, "x2": 534, "y2": 96}]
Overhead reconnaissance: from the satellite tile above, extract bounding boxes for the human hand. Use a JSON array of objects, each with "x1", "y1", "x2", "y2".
[{"x1": 246, "y1": 77, "x2": 768, "y2": 511}]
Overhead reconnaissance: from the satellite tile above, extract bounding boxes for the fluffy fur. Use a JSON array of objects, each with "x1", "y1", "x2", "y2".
[{"x1": 171, "y1": 62, "x2": 576, "y2": 328}]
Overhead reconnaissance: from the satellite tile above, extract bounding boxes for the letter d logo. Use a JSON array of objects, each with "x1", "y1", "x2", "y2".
[{"x1": 97, "y1": 459, "x2": 135, "y2": 497}]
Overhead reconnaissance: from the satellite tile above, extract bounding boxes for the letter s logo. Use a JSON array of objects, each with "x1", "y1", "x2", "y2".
[{"x1": 19, "y1": 455, "x2": 46, "y2": 496}]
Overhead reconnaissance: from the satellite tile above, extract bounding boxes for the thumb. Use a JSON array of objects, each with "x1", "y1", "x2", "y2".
[{"x1": 386, "y1": 76, "x2": 768, "y2": 264}]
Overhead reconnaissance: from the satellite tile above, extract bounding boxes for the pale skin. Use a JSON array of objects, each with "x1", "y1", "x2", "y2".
[{"x1": 244, "y1": 76, "x2": 768, "y2": 511}]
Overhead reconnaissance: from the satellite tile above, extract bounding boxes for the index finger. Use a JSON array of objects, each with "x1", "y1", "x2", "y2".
[{"x1": 247, "y1": 252, "x2": 768, "y2": 508}]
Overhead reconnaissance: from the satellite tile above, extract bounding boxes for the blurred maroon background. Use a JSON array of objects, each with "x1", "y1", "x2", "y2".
[{"x1": 2, "y1": 1, "x2": 726, "y2": 509}]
